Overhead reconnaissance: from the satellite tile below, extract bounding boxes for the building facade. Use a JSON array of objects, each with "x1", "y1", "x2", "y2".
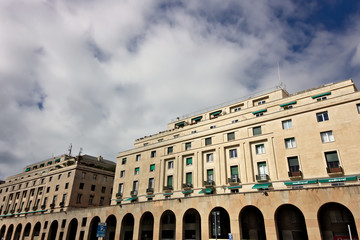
[{"x1": 0, "y1": 79, "x2": 360, "y2": 240}]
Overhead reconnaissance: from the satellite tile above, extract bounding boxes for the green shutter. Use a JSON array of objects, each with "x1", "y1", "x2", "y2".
[
  {"x1": 167, "y1": 176, "x2": 173, "y2": 187},
  {"x1": 325, "y1": 152, "x2": 339, "y2": 162},
  {"x1": 186, "y1": 173, "x2": 192, "y2": 184},
  {"x1": 231, "y1": 166, "x2": 238, "y2": 175},
  {"x1": 280, "y1": 101, "x2": 297, "y2": 107},
  {"x1": 186, "y1": 158, "x2": 192, "y2": 165},
  {"x1": 311, "y1": 92, "x2": 331, "y2": 99},
  {"x1": 207, "y1": 169, "x2": 214, "y2": 176},
  {"x1": 150, "y1": 164, "x2": 155, "y2": 171}
]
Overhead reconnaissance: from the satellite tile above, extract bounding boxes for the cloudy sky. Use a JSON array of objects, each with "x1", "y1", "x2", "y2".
[{"x1": 1, "y1": 0, "x2": 360, "y2": 179}]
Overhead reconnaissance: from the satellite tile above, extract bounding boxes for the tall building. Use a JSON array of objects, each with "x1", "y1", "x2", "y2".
[{"x1": 0, "y1": 79, "x2": 360, "y2": 240}]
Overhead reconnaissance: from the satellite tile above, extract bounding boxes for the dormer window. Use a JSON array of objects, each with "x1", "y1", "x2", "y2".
[
  {"x1": 210, "y1": 110, "x2": 222, "y2": 119},
  {"x1": 191, "y1": 116, "x2": 202, "y2": 124},
  {"x1": 312, "y1": 92, "x2": 331, "y2": 101},
  {"x1": 252, "y1": 109, "x2": 267, "y2": 117},
  {"x1": 280, "y1": 101, "x2": 297, "y2": 110},
  {"x1": 175, "y1": 121, "x2": 186, "y2": 129}
]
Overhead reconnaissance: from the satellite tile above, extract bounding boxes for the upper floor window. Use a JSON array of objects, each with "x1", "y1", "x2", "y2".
[
  {"x1": 121, "y1": 158, "x2": 127, "y2": 165},
  {"x1": 120, "y1": 170, "x2": 125, "y2": 178},
  {"x1": 316, "y1": 111, "x2": 329, "y2": 122},
  {"x1": 258, "y1": 100, "x2": 266, "y2": 105},
  {"x1": 325, "y1": 151, "x2": 340, "y2": 170},
  {"x1": 288, "y1": 156, "x2": 300, "y2": 173},
  {"x1": 205, "y1": 137, "x2": 212, "y2": 146},
  {"x1": 167, "y1": 176, "x2": 173, "y2": 187},
  {"x1": 191, "y1": 116, "x2": 202, "y2": 124},
  {"x1": 229, "y1": 149, "x2": 237, "y2": 158},
  {"x1": 282, "y1": 119, "x2": 292, "y2": 129},
  {"x1": 136, "y1": 154, "x2": 141, "y2": 161},
  {"x1": 253, "y1": 126, "x2": 262, "y2": 136},
  {"x1": 81, "y1": 172, "x2": 86, "y2": 179},
  {"x1": 151, "y1": 151, "x2": 156, "y2": 158},
  {"x1": 150, "y1": 164, "x2": 155, "y2": 172},
  {"x1": 186, "y1": 172, "x2": 192, "y2": 185},
  {"x1": 186, "y1": 157, "x2": 193, "y2": 166},
  {"x1": 312, "y1": 92, "x2": 331, "y2": 101},
  {"x1": 210, "y1": 110, "x2": 222, "y2": 119},
  {"x1": 168, "y1": 161, "x2": 174, "y2": 169},
  {"x1": 285, "y1": 138, "x2": 296, "y2": 149},
  {"x1": 227, "y1": 132, "x2": 235, "y2": 141},
  {"x1": 321, "y1": 131, "x2": 335, "y2": 143},
  {"x1": 185, "y1": 142, "x2": 191, "y2": 150},
  {"x1": 93, "y1": 174, "x2": 97, "y2": 180},
  {"x1": 134, "y1": 167, "x2": 140, "y2": 175},
  {"x1": 206, "y1": 153, "x2": 214, "y2": 162},
  {"x1": 357, "y1": 104, "x2": 360, "y2": 113},
  {"x1": 167, "y1": 147, "x2": 173, "y2": 155},
  {"x1": 255, "y1": 144, "x2": 265, "y2": 154}
]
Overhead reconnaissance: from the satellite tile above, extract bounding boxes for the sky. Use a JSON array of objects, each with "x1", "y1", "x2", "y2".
[{"x1": 1, "y1": 0, "x2": 360, "y2": 179}]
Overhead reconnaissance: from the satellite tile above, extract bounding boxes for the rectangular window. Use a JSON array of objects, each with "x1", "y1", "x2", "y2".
[
  {"x1": 52, "y1": 195, "x2": 57, "y2": 204},
  {"x1": 81, "y1": 218, "x2": 87, "y2": 227},
  {"x1": 134, "y1": 167, "x2": 140, "y2": 175},
  {"x1": 207, "y1": 169, "x2": 214, "y2": 182},
  {"x1": 255, "y1": 144, "x2": 265, "y2": 154},
  {"x1": 325, "y1": 151, "x2": 340, "y2": 169},
  {"x1": 58, "y1": 174, "x2": 62, "y2": 180},
  {"x1": 167, "y1": 147, "x2": 173, "y2": 154},
  {"x1": 91, "y1": 185, "x2": 95, "y2": 191},
  {"x1": 62, "y1": 194, "x2": 67, "y2": 203},
  {"x1": 357, "y1": 104, "x2": 360, "y2": 113},
  {"x1": 257, "y1": 162, "x2": 268, "y2": 176},
  {"x1": 49, "y1": 176, "x2": 52, "y2": 182},
  {"x1": 132, "y1": 181, "x2": 138, "y2": 191},
  {"x1": 206, "y1": 153, "x2": 214, "y2": 162},
  {"x1": 151, "y1": 151, "x2": 156, "y2": 158},
  {"x1": 186, "y1": 157, "x2": 192, "y2": 166},
  {"x1": 285, "y1": 138, "x2": 296, "y2": 148},
  {"x1": 288, "y1": 156, "x2": 300, "y2": 172},
  {"x1": 79, "y1": 183, "x2": 85, "y2": 190},
  {"x1": 282, "y1": 119, "x2": 292, "y2": 129},
  {"x1": 67, "y1": 172, "x2": 71, "y2": 178},
  {"x1": 227, "y1": 132, "x2": 235, "y2": 141},
  {"x1": 167, "y1": 176, "x2": 173, "y2": 187},
  {"x1": 148, "y1": 178, "x2": 154, "y2": 189},
  {"x1": 121, "y1": 158, "x2": 127, "y2": 165},
  {"x1": 168, "y1": 161, "x2": 174, "y2": 169},
  {"x1": 103, "y1": 176, "x2": 107, "y2": 182},
  {"x1": 150, "y1": 164, "x2": 155, "y2": 172},
  {"x1": 229, "y1": 149, "x2": 237, "y2": 158},
  {"x1": 88, "y1": 195, "x2": 94, "y2": 205},
  {"x1": 65, "y1": 183, "x2": 69, "y2": 189},
  {"x1": 253, "y1": 126, "x2": 262, "y2": 136},
  {"x1": 81, "y1": 172, "x2": 86, "y2": 179},
  {"x1": 55, "y1": 185, "x2": 59, "y2": 191},
  {"x1": 230, "y1": 166, "x2": 239, "y2": 180},
  {"x1": 186, "y1": 172, "x2": 192, "y2": 185},
  {"x1": 185, "y1": 142, "x2": 191, "y2": 150},
  {"x1": 101, "y1": 187, "x2": 106, "y2": 193},
  {"x1": 93, "y1": 174, "x2": 97, "y2": 180},
  {"x1": 136, "y1": 154, "x2": 141, "y2": 161},
  {"x1": 120, "y1": 170, "x2": 125, "y2": 178},
  {"x1": 118, "y1": 183, "x2": 123, "y2": 194},
  {"x1": 321, "y1": 131, "x2": 335, "y2": 143},
  {"x1": 99, "y1": 197, "x2": 104, "y2": 206},
  {"x1": 205, "y1": 137, "x2": 212, "y2": 146},
  {"x1": 317, "y1": 111, "x2": 329, "y2": 122}
]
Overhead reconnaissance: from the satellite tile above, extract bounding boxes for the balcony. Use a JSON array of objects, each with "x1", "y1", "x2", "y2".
[
  {"x1": 288, "y1": 171, "x2": 302, "y2": 179},
  {"x1": 17, "y1": 208, "x2": 22, "y2": 213},
  {"x1": 327, "y1": 166, "x2": 343, "y2": 175},
  {"x1": 146, "y1": 188, "x2": 154, "y2": 194},
  {"x1": 116, "y1": 193, "x2": 123, "y2": 199},
  {"x1": 130, "y1": 190, "x2": 138, "y2": 197},
  {"x1": 32, "y1": 206, "x2": 38, "y2": 211},
  {"x1": 41, "y1": 205, "x2": 46, "y2": 210},
  {"x1": 228, "y1": 177, "x2": 240, "y2": 185},
  {"x1": 204, "y1": 180, "x2": 215, "y2": 187},
  {"x1": 182, "y1": 183, "x2": 193, "y2": 190},
  {"x1": 256, "y1": 174, "x2": 269, "y2": 182},
  {"x1": 59, "y1": 202, "x2": 64, "y2": 207},
  {"x1": 163, "y1": 186, "x2": 173, "y2": 193},
  {"x1": 10, "y1": 209, "x2": 15, "y2": 214},
  {"x1": 24, "y1": 207, "x2": 29, "y2": 212},
  {"x1": 50, "y1": 203, "x2": 55, "y2": 209}
]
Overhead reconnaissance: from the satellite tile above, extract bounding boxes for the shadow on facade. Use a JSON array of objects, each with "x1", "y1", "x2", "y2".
[{"x1": 275, "y1": 204, "x2": 308, "y2": 240}]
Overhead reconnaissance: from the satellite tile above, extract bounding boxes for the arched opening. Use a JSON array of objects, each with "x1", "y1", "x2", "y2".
[
  {"x1": 32, "y1": 222, "x2": 41, "y2": 240},
  {"x1": 120, "y1": 213, "x2": 134, "y2": 240},
  {"x1": 318, "y1": 202, "x2": 358, "y2": 240},
  {"x1": 139, "y1": 212, "x2": 154, "y2": 240},
  {"x1": 275, "y1": 204, "x2": 308, "y2": 240},
  {"x1": 47, "y1": 221, "x2": 58, "y2": 240},
  {"x1": 5, "y1": 224, "x2": 14, "y2": 240},
  {"x1": 88, "y1": 216, "x2": 100, "y2": 240},
  {"x1": 160, "y1": 210, "x2": 176, "y2": 240},
  {"x1": 23, "y1": 223, "x2": 31, "y2": 240},
  {"x1": 0, "y1": 225, "x2": 6, "y2": 239},
  {"x1": 240, "y1": 205, "x2": 266, "y2": 240},
  {"x1": 66, "y1": 218, "x2": 78, "y2": 240},
  {"x1": 183, "y1": 208, "x2": 201, "y2": 240},
  {"x1": 13, "y1": 224, "x2": 22, "y2": 240},
  {"x1": 209, "y1": 207, "x2": 231, "y2": 239},
  {"x1": 105, "y1": 215, "x2": 117, "y2": 240}
]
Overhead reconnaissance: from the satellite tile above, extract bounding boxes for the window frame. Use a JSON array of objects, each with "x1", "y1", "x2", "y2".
[
  {"x1": 253, "y1": 126, "x2": 262, "y2": 136},
  {"x1": 205, "y1": 137, "x2": 212, "y2": 146},
  {"x1": 255, "y1": 144, "x2": 265, "y2": 154},
  {"x1": 325, "y1": 151, "x2": 340, "y2": 169},
  {"x1": 206, "y1": 153, "x2": 214, "y2": 163},
  {"x1": 282, "y1": 119, "x2": 293, "y2": 129},
  {"x1": 285, "y1": 137, "x2": 297, "y2": 149},
  {"x1": 185, "y1": 142, "x2": 191, "y2": 150},
  {"x1": 229, "y1": 149, "x2": 238, "y2": 158},
  {"x1": 316, "y1": 111, "x2": 329, "y2": 122},
  {"x1": 186, "y1": 157, "x2": 193, "y2": 166},
  {"x1": 227, "y1": 132, "x2": 235, "y2": 141},
  {"x1": 287, "y1": 156, "x2": 300, "y2": 173},
  {"x1": 321, "y1": 131, "x2": 335, "y2": 143},
  {"x1": 168, "y1": 161, "x2": 174, "y2": 169},
  {"x1": 151, "y1": 151, "x2": 156, "y2": 158}
]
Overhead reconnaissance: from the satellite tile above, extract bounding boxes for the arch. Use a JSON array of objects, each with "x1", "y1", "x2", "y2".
[
  {"x1": 318, "y1": 202, "x2": 358, "y2": 240},
  {"x1": 240, "y1": 205, "x2": 266, "y2": 240},
  {"x1": 105, "y1": 215, "x2": 117, "y2": 240},
  {"x1": 88, "y1": 216, "x2": 100, "y2": 240},
  {"x1": 22, "y1": 223, "x2": 31, "y2": 240},
  {"x1": 47, "y1": 220, "x2": 58, "y2": 240},
  {"x1": 13, "y1": 224, "x2": 22, "y2": 240},
  {"x1": 139, "y1": 212, "x2": 154, "y2": 240},
  {"x1": 5, "y1": 224, "x2": 14, "y2": 240},
  {"x1": 159, "y1": 210, "x2": 176, "y2": 240},
  {"x1": 275, "y1": 204, "x2": 308, "y2": 240},
  {"x1": 0, "y1": 225, "x2": 6, "y2": 239},
  {"x1": 66, "y1": 218, "x2": 78, "y2": 240},
  {"x1": 183, "y1": 208, "x2": 201, "y2": 240},
  {"x1": 209, "y1": 207, "x2": 231, "y2": 239},
  {"x1": 120, "y1": 213, "x2": 134, "y2": 240},
  {"x1": 32, "y1": 222, "x2": 41, "y2": 240}
]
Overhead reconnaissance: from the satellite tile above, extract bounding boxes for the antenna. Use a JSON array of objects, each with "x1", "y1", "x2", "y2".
[
  {"x1": 68, "y1": 143, "x2": 72, "y2": 156},
  {"x1": 78, "y1": 147, "x2": 83, "y2": 157}
]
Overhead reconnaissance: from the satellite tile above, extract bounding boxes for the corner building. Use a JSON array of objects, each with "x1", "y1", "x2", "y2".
[{"x1": 113, "y1": 79, "x2": 360, "y2": 240}]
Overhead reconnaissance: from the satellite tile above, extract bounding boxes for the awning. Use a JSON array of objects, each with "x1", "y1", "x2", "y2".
[
  {"x1": 47, "y1": 161, "x2": 52, "y2": 164},
  {"x1": 14, "y1": 209, "x2": 47, "y2": 215},
  {"x1": 284, "y1": 179, "x2": 318, "y2": 186},
  {"x1": 146, "y1": 195, "x2": 155, "y2": 198},
  {"x1": 227, "y1": 185, "x2": 242, "y2": 189},
  {"x1": 175, "y1": 121, "x2": 185, "y2": 127},
  {"x1": 40, "y1": 163, "x2": 45, "y2": 167},
  {"x1": 182, "y1": 190, "x2": 193, "y2": 194},
  {"x1": 55, "y1": 159, "x2": 60, "y2": 163},
  {"x1": 280, "y1": 101, "x2": 297, "y2": 107},
  {"x1": 163, "y1": 192, "x2": 173, "y2": 196},
  {"x1": 311, "y1": 92, "x2": 331, "y2": 99},
  {"x1": 252, "y1": 183, "x2": 271, "y2": 189},
  {"x1": 252, "y1": 109, "x2": 267, "y2": 115},
  {"x1": 319, "y1": 176, "x2": 357, "y2": 183},
  {"x1": 124, "y1": 197, "x2": 137, "y2": 202},
  {"x1": 25, "y1": 168, "x2": 31, "y2": 172},
  {"x1": 192, "y1": 116, "x2": 203, "y2": 121},
  {"x1": 210, "y1": 110, "x2": 222, "y2": 116},
  {"x1": 199, "y1": 188, "x2": 213, "y2": 194},
  {"x1": 114, "y1": 199, "x2": 122, "y2": 202}
]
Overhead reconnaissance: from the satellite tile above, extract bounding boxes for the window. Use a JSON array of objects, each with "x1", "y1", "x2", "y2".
[
  {"x1": 46, "y1": 187, "x2": 50, "y2": 193},
  {"x1": 101, "y1": 187, "x2": 106, "y2": 193},
  {"x1": 282, "y1": 119, "x2": 292, "y2": 129},
  {"x1": 134, "y1": 167, "x2": 140, "y2": 175},
  {"x1": 233, "y1": 107, "x2": 242, "y2": 112},
  {"x1": 227, "y1": 132, "x2": 235, "y2": 141},
  {"x1": 168, "y1": 161, "x2": 174, "y2": 169},
  {"x1": 210, "y1": 125, "x2": 216, "y2": 129},
  {"x1": 167, "y1": 147, "x2": 173, "y2": 154},
  {"x1": 79, "y1": 183, "x2": 84, "y2": 189},
  {"x1": 120, "y1": 170, "x2": 125, "y2": 178},
  {"x1": 167, "y1": 176, "x2": 173, "y2": 187},
  {"x1": 121, "y1": 158, "x2": 127, "y2": 165},
  {"x1": 136, "y1": 154, "x2": 141, "y2": 161},
  {"x1": 58, "y1": 174, "x2": 62, "y2": 180},
  {"x1": 317, "y1": 111, "x2": 329, "y2": 122},
  {"x1": 65, "y1": 183, "x2": 69, "y2": 189},
  {"x1": 151, "y1": 151, "x2": 156, "y2": 158},
  {"x1": 258, "y1": 100, "x2": 266, "y2": 105},
  {"x1": 67, "y1": 172, "x2": 71, "y2": 178},
  {"x1": 230, "y1": 166, "x2": 239, "y2": 180},
  {"x1": 93, "y1": 174, "x2": 97, "y2": 180},
  {"x1": 62, "y1": 194, "x2": 67, "y2": 203},
  {"x1": 133, "y1": 181, "x2": 138, "y2": 191},
  {"x1": 253, "y1": 126, "x2": 262, "y2": 136},
  {"x1": 285, "y1": 138, "x2": 296, "y2": 148},
  {"x1": 52, "y1": 195, "x2": 57, "y2": 204},
  {"x1": 186, "y1": 172, "x2": 192, "y2": 185},
  {"x1": 49, "y1": 176, "x2": 52, "y2": 182},
  {"x1": 206, "y1": 153, "x2": 214, "y2": 162},
  {"x1": 148, "y1": 178, "x2": 154, "y2": 189},
  {"x1": 191, "y1": 130, "x2": 197, "y2": 134},
  {"x1": 91, "y1": 185, "x2": 95, "y2": 191},
  {"x1": 76, "y1": 194, "x2": 82, "y2": 203},
  {"x1": 205, "y1": 137, "x2": 212, "y2": 146},
  {"x1": 357, "y1": 104, "x2": 360, "y2": 113},
  {"x1": 255, "y1": 112, "x2": 264, "y2": 117},
  {"x1": 103, "y1": 176, "x2": 107, "y2": 182},
  {"x1": 288, "y1": 156, "x2": 300, "y2": 173},
  {"x1": 118, "y1": 183, "x2": 123, "y2": 194},
  {"x1": 321, "y1": 131, "x2": 335, "y2": 143},
  {"x1": 88, "y1": 195, "x2": 94, "y2": 205},
  {"x1": 257, "y1": 162, "x2": 268, "y2": 176},
  {"x1": 229, "y1": 149, "x2": 237, "y2": 158},
  {"x1": 81, "y1": 172, "x2": 86, "y2": 179},
  {"x1": 325, "y1": 151, "x2": 340, "y2": 169},
  {"x1": 55, "y1": 185, "x2": 59, "y2": 191},
  {"x1": 99, "y1": 197, "x2": 104, "y2": 206},
  {"x1": 150, "y1": 164, "x2": 155, "y2": 172},
  {"x1": 81, "y1": 218, "x2": 87, "y2": 227},
  {"x1": 174, "y1": 134, "x2": 179, "y2": 138},
  {"x1": 207, "y1": 169, "x2": 214, "y2": 182},
  {"x1": 255, "y1": 144, "x2": 265, "y2": 154},
  {"x1": 232, "y1": 119, "x2": 238, "y2": 124},
  {"x1": 185, "y1": 142, "x2": 191, "y2": 150},
  {"x1": 186, "y1": 157, "x2": 192, "y2": 166}
]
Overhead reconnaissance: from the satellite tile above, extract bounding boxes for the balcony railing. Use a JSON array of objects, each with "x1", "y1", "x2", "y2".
[
  {"x1": 116, "y1": 193, "x2": 123, "y2": 199},
  {"x1": 130, "y1": 190, "x2": 138, "y2": 197},
  {"x1": 59, "y1": 202, "x2": 64, "y2": 207},
  {"x1": 204, "y1": 180, "x2": 215, "y2": 186},
  {"x1": 327, "y1": 166, "x2": 343, "y2": 174},
  {"x1": 41, "y1": 205, "x2": 46, "y2": 210},
  {"x1": 146, "y1": 188, "x2": 154, "y2": 194},
  {"x1": 228, "y1": 177, "x2": 240, "y2": 184},
  {"x1": 182, "y1": 183, "x2": 193, "y2": 189},
  {"x1": 50, "y1": 203, "x2": 55, "y2": 209},
  {"x1": 163, "y1": 186, "x2": 173, "y2": 191},
  {"x1": 256, "y1": 174, "x2": 269, "y2": 182},
  {"x1": 288, "y1": 171, "x2": 302, "y2": 178},
  {"x1": 32, "y1": 206, "x2": 38, "y2": 211}
]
